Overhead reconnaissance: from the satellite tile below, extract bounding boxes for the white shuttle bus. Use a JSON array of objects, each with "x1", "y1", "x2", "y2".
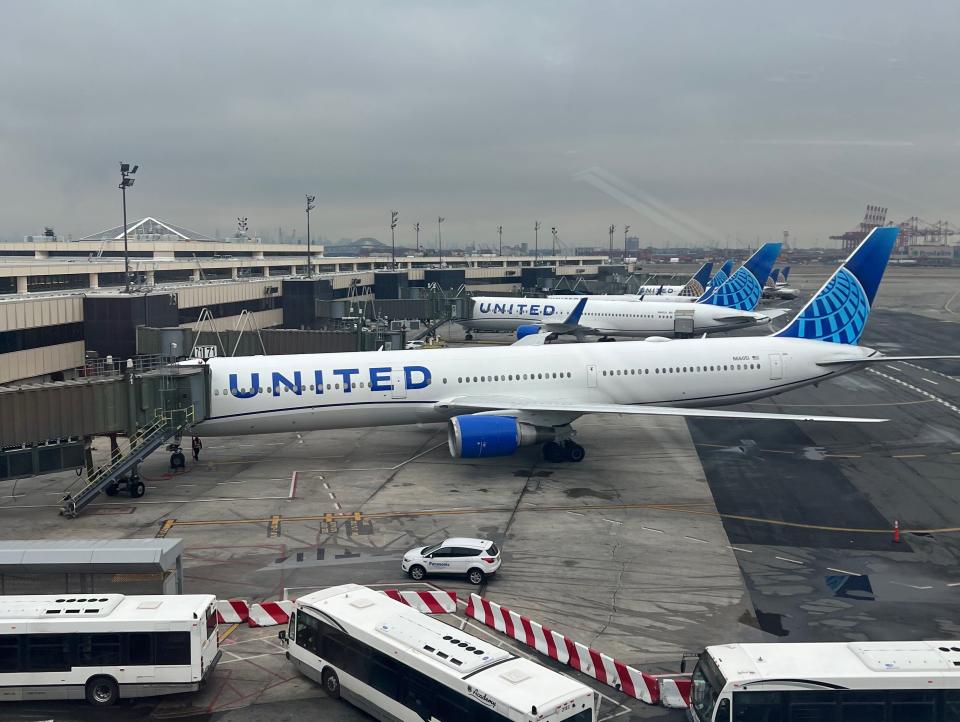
[
  {"x1": 0, "y1": 594, "x2": 220, "y2": 706},
  {"x1": 281, "y1": 584, "x2": 596, "y2": 722},
  {"x1": 689, "y1": 640, "x2": 960, "y2": 721}
]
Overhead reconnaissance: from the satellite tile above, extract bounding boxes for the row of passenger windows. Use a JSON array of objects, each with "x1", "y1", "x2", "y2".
[
  {"x1": 602, "y1": 362, "x2": 763, "y2": 376},
  {"x1": 219, "y1": 363, "x2": 765, "y2": 395}
]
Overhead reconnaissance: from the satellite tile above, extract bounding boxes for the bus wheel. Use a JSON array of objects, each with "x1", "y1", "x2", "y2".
[
  {"x1": 322, "y1": 668, "x2": 341, "y2": 699},
  {"x1": 86, "y1": 676, "x2": 119, "y2": 706}
]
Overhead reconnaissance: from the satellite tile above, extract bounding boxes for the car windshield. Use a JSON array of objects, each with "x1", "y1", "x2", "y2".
[
  {"x1": 487, "y1": 542, "x2": 499, "y2": 556},
  {"x1": 691, "y1": 654, "x2": 726, "y2": 721},
  {"x1": 421, "y1": 543, "x2": 442, "y2": 556}
]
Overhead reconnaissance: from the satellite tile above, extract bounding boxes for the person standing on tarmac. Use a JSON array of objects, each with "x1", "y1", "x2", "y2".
[{"x1": 191, "y1": 436, "x2": 202, "y2": 461}]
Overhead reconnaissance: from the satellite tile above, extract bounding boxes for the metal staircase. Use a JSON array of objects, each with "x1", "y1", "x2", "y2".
[{"x1": 59, "y1": 407, "x2": 194, "y2": 519}]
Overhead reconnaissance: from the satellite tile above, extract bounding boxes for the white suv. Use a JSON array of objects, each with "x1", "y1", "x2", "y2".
[{"x1": 402, "y1": 537, "x2": 501, "y2": 585}]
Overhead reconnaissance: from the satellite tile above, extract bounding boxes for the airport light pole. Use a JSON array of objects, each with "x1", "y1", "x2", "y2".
[
  {"x1": 534, "y1": 221, "x2": 540, "y2": 265},
  {"x1": 608, "y1": 224, "x2": 616, "y2": 260},
  {"x1": 118, "y1": 162, "x2": 138, "y2": 293},
  {"x1": 414, "y1": 222, "x2": 420, "y2": 253},
  {"x1": 551, "y1": 226, "x2": 558, "y2": 257},
  {"x1": 498, "y1": 225, "x2": 503, "y2": 256},
  {"x1": 438, "y1": 216, "x2": 445, "y2": 267},
  {"x1": 390, "y1": 210, "x2": 399, "y2": 270},
  {"x1": 305, "y1": 194, "x2": 316, "y2": 278},
  {"x1": 624, "y1": 224, "x2": 631, "y2": 257}
]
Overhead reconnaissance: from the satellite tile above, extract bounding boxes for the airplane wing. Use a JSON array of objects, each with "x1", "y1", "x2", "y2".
[
  {"x1": 817, "y1": 355, "x2": 960, "y2": 368},
  {"x1": 435, "y1": 396, "x2": 886, "y2": 424}
]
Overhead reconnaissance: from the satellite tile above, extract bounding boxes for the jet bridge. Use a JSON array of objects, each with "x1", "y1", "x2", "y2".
[{"x1": 0, "y1": 358, "x2": 209, "y2": 517}]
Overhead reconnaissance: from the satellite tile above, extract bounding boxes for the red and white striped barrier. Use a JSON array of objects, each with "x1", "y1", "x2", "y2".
[
  {"x1": 465, "y1": 593, "x2": 659, "y2": 705},
  {"x1": 657, "y1": 676, "x2": 693, "y2": 708},
  {"x1": 215, "y1": 599, "x2": 250, "y2": 625},
  {"x1": 247, "y1": 600, "x2": 295, "y2": 628},
  {"x1": 382, "y1": 589, "x2": 457, "y2": 614}
]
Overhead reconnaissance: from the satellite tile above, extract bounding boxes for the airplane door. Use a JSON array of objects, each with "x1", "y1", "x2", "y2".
[
  {"x1": 391, "y1": 368, "x2": 406, "y2": 399},
  {"x1": 586, "y1": 364, "x2": 598, "y2": 388},
  {"x1": 769, "y1": 354, "x2": 783, "y2": 380}
]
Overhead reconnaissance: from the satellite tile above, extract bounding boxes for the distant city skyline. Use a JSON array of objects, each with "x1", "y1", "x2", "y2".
[{"x1": 2, "y1": 2, "x2": 958, "y2": 247}]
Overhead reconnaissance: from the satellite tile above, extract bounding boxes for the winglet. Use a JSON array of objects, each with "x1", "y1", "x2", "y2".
[{"x1": 563, "y1": 296, "x2": 588, "y2": 326}]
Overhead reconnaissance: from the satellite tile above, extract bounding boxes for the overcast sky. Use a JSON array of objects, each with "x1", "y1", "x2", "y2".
[{"x1": 3, "y1": 1, "x2": 959, "y2": 248}]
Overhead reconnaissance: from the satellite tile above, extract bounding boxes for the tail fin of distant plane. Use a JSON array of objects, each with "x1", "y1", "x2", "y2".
[
  {"x1": 782, "y1": 266, "x2": 791, "y2": 281},
  {"x1": 770, "y1": 268, "x2": 781, "y2": 284},
  {"x1": 692, "y1": 262, "x2": 713, "y2": 288},
  {"x1": 683, "y1": 261, "x2": 713, "y2": 296},
  {"x1": 700, "y1": 242, "x2": 782, "y2": 310},
  {"x1": 703, "y1": 259, "x2": 733, "y2": 295},
  {"x1": 774, "y1": 227, "x2": 898, "y2": 344}
]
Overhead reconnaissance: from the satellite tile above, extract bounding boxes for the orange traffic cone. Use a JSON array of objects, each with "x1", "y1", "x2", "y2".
[{"x1": 893, "y1": 520, "x2": 901, "y2": 544}]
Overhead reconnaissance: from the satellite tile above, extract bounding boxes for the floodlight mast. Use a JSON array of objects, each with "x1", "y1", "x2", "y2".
[
  {"x1": 437, "y1": 216, "x2": 445, "y2": 268},
  {"x1": 118, "y1": 162, "x2": 138, "y2": 293},
  {"x1": 608, "y1": 224, "x2": 616, "y2": 259},
  {"x1": 305, "y1": 195, "x2": 316, "y2": 278},
  {"x1": 534, "y1": 221, "x2": 540, "y2": 265},
  {"x1": 390, "y1": 210, "x2": 399, "y2": 270},
  {"x1": 414, "y1": 222, "x2": 420, "y2": 253},
  {"x1": 624, "y1": 224, "x2": 631, "y2": 257},
  {"x1": 498, "y1": 225, "x2": 503, "y2": 256}
]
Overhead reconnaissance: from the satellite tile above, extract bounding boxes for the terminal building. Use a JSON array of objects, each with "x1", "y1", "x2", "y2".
[{"x1": 0, "y1": 215, "x2": 611, "y2": 386}]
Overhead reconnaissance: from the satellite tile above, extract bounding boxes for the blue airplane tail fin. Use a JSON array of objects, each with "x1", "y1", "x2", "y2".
[
  {"x1": 701, "y1": 242, "x2": 782, "y2": 310},
  {"x1": 692, "y1": 262, "x2": 713, "y2": 288},
  {"x1": 782, "y1": 266, "x2": 791, "y2": 281},
  {"x1": 770, "y1": 268, "x2": 781, "y2": 284},
  {"x1": 699, "y1": 259, "x2": 733, "y2": 298},
  {"x1": 774, "y1": 227, "x2": 898, "y2": 344}
]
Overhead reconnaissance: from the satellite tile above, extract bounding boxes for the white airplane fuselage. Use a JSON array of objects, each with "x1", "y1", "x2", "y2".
[
  {"x1": 466, "y1": 296, "x2": 768, "y2": 337},
  {"x1": 194, "y1": 337, "x2": 874, "y2": 437}
]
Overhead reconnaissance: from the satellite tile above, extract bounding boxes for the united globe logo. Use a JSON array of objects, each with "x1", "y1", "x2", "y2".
[
  {"x1": 705, "y1": 268, "x2": 761, "y2": 311},
  {"x1": 789, "y1": 267, "x2": 869, "y2": 344}
]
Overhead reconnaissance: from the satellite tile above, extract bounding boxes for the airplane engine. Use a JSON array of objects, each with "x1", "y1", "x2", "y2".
[
  {"x1": 515, "y1": 324, "x2": 542, "y2": 341},
  {"x1": 447, "y1": 415, "x2": 554, "y2": 458}
]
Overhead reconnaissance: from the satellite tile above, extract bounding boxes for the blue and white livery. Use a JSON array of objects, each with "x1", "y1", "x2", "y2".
[{"x1": 192, "y1": 227, "x2": 958, "y2": 463}]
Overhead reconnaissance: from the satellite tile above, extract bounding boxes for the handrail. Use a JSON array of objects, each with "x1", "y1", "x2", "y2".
[{"x1": 59, "y1": 405, "x2": 195, "y2": 505}]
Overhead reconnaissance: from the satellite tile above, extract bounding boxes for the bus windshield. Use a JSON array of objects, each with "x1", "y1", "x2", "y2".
[{"x1": 691, "y1": 653, "x2": 726, "y2": 721}]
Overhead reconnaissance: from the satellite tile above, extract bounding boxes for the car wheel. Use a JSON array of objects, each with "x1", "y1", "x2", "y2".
[
  {"x1": 85, "y1": 676, "x2": 118, "y2": 706},
  {"x1": 468, "y1": 568, "x2": 485, "y2": 585},
  {"x1": 408, "y1": 565, "x2": 426, "y2": 581},
  {"x1": 322, "y1": 668, "x2": 341, "y2": 699}
]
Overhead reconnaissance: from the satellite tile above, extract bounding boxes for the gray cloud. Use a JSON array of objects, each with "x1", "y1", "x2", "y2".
[{"x1": 2, "y1": 1, "x2": 959, "y2": 248}]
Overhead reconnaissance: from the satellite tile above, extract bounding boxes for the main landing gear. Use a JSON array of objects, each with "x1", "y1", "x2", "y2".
[
  {"x1": 542, "y1": 440, "x2": 586, "y2": 463},
  {"x1": 598, "y1": 336, "x2": 617, "y2": 342},
  {"x1": 464, "y1": 332, "x2": 474, "y2": 341}
]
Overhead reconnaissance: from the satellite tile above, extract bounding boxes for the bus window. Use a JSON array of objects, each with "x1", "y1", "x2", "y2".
[
  {"x1": 295, "y1": 612, "x2": 321, "y2": 657},
  {"x1": 156, "y1": 632, "x2": 191, "y2": 666},
  {"x1": 784, "y1": 690, "x2": 835, "y2": 722},
  {"x1": 206, "y1": 604, "x2": 218, "y2": 638},
  {"x1": 127, "y1": 632, "x2": 153, "y2": 665},
  {"x1": 27, "y1": 635, "x2": 71, "y2": 672},
  {"x1": 76, "y1": 634, "x2": 121, "y2": 666},
  {"x1": 691, "y1": 654, "x2": 725, "y2": 721},
  {"x1": 839, "y1": 690, "x2": 886, "y2": 721},
  {"x1": 368, "y1": 654, "x2": 400, "y2": 699},
  {"x1": 946, "y1": 690, "x2": 960, "y2": 722},
  {"x1": 733, "y1": 691, "x2": 783, "y2": 721},
  {"x1": 0, "y1": 636, "x2": 20, "y2": 672}
]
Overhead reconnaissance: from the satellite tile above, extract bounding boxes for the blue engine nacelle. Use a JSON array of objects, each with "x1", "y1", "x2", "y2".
[
  {"x1": 515, "y1": 324, "x2": 542, "y2": 341},
  {"x1": 447, "y1": 415, "x2": 553, "y2": 458}
]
